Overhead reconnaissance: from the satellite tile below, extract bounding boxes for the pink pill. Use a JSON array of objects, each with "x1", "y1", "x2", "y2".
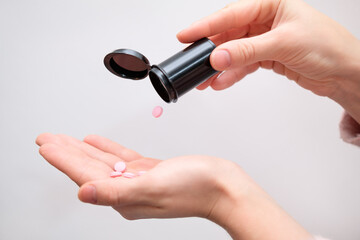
[
  {"x1": 123, "y1": 172, "x2": 136, "y2": 178},
  {"x1": 110, "y1": 171, "x2": 122, "y2": 178},
  {"x1": 152, "y1": 106, "x2": 163, "y2": 118},
  {"x1": 114, "y1": 161, "x2": 127, "y2": 172}
]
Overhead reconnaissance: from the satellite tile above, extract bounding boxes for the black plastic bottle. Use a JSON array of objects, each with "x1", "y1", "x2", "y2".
[{"x1": 104, "y1": 38, "x2": 218, "y2": 103}]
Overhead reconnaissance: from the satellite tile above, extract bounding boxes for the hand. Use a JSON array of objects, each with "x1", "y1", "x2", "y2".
[
  {"x1": 36, "y1": 133, "x2": 311, "y2": 239},
  {"x1": 177, "y1": 0, "x2": 360, "y2": 123},
  {"x1": 36, "y1": 133, "x2": 234, "y2": 220}
]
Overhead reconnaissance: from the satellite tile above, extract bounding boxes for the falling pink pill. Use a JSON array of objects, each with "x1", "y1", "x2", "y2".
[
  {"x1": 110, "y1": 171, "x2": 123, "y2": 178},
  {"x1": 152, "y1": 106, "x2": 163, "y2": 118},
  {"x1": 114, "y1": 161, "x2": 127, "y2": 172},
  {"x1": 123, "y1": 172, "x2": 136, "y2": 178}
]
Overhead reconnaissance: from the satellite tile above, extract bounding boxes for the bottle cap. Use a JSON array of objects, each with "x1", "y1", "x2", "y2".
[{"x1": 103, "y1": 49, "x2": 151, "y2": 80}]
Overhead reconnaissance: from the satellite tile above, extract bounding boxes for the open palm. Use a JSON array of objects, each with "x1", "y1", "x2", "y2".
[{"x1": 36, "y1": 133, "x2": 237, "y2": 221}]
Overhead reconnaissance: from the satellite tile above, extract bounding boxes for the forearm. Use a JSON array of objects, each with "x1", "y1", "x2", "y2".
[
  {"x1": 209, "y1": 170, "x2": 312, "y2": 240},
  {"x1": 226, "y1": 195, "x2": 311, "y2": 240},
  {"x1": 228, "y1": 194, "x2": 311, "y2": 240}
]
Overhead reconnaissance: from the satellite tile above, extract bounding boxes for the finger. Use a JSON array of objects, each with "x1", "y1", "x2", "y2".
[
  {"x1": 284, "y1": 66, "x2": 301, "y2": 82},
  {"x1": 259, "y1": 60, "x2": 275, "y2": 70},
  {"x1": 196, "y1": 72, "x2": 221, "y2": 90},
  {"x1": 39, "y1": 143, "x2": 111, "y2": 186},
  {"x1": 272, "y1": 61, "x2": 286, "y2": 76},
  {"x1": 177, "y1": 0, "x2": 281, "y2": 43},
  {"x1": 83, "y1": 135, "x2": 142, "y2": 162},
  {"x1": 210, "y1": 30, "x2": 280, "y2": 71},
  {"x1": 209, "y1": 25, "x2": 249, "y2": 46},
  {"x1": 56, "y1": 134, "x2": 123, "y2": 168},
  {"x1": 78, "y1": 176, "x2": 152, "y2": 206},
  {"x1": 36, "y1": 132, "x2": 62, "y2": 146},
  {"x1": 210, "y1": 64, "x2": 260, "y2": 90}
]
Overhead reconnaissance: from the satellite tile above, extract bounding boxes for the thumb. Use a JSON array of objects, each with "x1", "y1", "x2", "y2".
[
  {"x1": 78, "y1": 177, "x2": 147, "y2": 206},
  {"x1": 210, "y1": 30, "x2": 281, "y2": 71}
]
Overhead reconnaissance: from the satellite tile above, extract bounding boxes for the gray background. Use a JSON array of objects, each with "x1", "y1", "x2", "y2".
[{"x1": 0, "y1": 0, "x2": 359, "y2": 239}]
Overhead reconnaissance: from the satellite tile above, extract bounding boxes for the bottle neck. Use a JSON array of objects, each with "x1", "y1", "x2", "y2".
[{"x1": 149, "y1": 66, "x2": 177, "y2": 103}]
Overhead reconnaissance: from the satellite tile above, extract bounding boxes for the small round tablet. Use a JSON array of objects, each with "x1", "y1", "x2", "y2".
[
  {"x1": 114, "y1": 161, "x2": 127, "y2": 172},
  {"x1": 152, "y1": 106, "x2": 163, "y2": 118},
  {"x1": 123, "y1": 172, "x2": 136, "y2": 178},
  {"x1": 110, "y1": 171, "x2": 123, "y2": 178}
]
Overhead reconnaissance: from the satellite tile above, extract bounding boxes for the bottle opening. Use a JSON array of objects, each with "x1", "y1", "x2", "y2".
[{"x1": 149, "y1": 70, "x2": 172, "y2": 103}]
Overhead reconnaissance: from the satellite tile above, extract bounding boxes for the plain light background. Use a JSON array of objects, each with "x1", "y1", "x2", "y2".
[{"x1": 0, "y1": 0, "x2": 359, "y2": 239}]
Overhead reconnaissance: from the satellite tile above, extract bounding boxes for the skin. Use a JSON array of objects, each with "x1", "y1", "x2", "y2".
[
  {"x1": 37, "y1": 0, "x2": 360, "y2": 239},
  {"x1": 36, "y1": 133, "x2": 312, "y2": 240},
  {"x1": 177, "y1": 0, "x2": 360, "y2": 124}
]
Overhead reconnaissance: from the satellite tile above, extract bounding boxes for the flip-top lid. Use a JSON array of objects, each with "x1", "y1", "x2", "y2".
[{"x1": 104, "y1": 49, "x2": 151, "y2": 80}]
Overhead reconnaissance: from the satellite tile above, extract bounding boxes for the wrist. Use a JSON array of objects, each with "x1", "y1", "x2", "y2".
[
  {"x1": 331, "y1": 39, "x2": 360, "y2": 124},
  {"x1": 209, "y1": 167, "x2": 312, "y2": 240},
  {"x1": 329, "y1": 36, "x2": 360, "y2": 123}
]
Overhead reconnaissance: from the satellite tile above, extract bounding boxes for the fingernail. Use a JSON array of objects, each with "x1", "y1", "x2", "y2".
[
  {"x1": 212, "y1": 50, "x2": 231, "y2": 70},
  {"x1": 82, "y1": 185, "x2": 97, "y2": 204},
  {"x1": 217, "y1": 71, "x2": 226, "y2": 79}
]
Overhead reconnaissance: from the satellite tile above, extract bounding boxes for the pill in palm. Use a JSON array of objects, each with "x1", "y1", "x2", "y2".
[
  {"x1": 123, "y1": 172, "x2": 136, "y2": 178},
  {"x1": 110, "y1": 161, "x2": 146, "y2": 179},
  {"x1": 114, "y1": 161, "x2": 127, "y2": 172},
  {"x1": 110, "y1": 171, "x2": 123, "y2": 178},
  {"x1": 152, "y1": 106, "x2": 163, "y2": 118}
]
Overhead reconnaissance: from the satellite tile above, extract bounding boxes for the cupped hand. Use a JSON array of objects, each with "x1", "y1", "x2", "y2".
[
  {"x1": 36, "y1": 133, "x2": 243, "y2": 221},
  {"x1": 177, "y1": 0, "x2": 360, "y2": 102},
  {"x1": 36, "y1": 133, "x2": 311, "y2": 239}
]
